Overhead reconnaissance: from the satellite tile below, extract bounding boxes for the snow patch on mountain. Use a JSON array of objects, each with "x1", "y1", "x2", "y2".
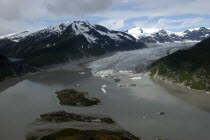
[
  {"x1": 126, "y1": 27, "x2": 161, "y2": 39},
  {"x1": 188, "y1": 27, "x2": 201, "y2": 32}
]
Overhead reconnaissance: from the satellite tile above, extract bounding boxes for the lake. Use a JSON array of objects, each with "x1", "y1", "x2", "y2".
[{"x1": 0, "y1": 67, "x2": 210, "y2": 140}]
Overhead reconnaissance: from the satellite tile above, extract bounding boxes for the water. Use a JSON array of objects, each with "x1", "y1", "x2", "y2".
[
  {"x1": 0, "y1": 68, "x2": 210, "y2": 140},
  {"x1": 8, "y1": 57, "x2": 23, "y2": 62}
]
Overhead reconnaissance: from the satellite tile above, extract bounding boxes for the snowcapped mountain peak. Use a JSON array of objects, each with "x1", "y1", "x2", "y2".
[
  {"x1": 185, "y1": 27, "x2": 210, "y2": 33},
  {"x1": 157, "y1": 29, "x2": 167, "y2": 33},
  {"x1": 127, "y1": 26, "x2": 210, "y2": 43},
  {"x1": 155, "y1": 29, "x2": 168, "y2": 36},
  {"x1": 126, "y1": 27, "x2": 164, "y2": 39},
  {"x1": 32, "y1": 20, "x2": 91, "y2": 35},
  {"x1": 187, "y1": 27, "x2": 201, "y2": 32},
  {"x1": 0, "y1": 31, "x2": 31, "y2": 42},
  {"x1": 0, "y1": 20, "x2": 136, "y2": 46},
  {"x1": 38, "y1": 21, "x2": 74, "y2": 34},
  {"x1": 0, "y1": 20, "x2": 145, "y2": 64}
]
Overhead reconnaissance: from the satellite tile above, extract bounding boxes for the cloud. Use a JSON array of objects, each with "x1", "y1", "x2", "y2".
[
  {"x1": 0, "y1": 0, "x2": 116, "y2": 21},
  {"x1": 98, "y1": 19, "x2": 126, "y2": 30},
  {"x1": 133, "y1": 17, "x2": 210, "y2": 31},
  {"x1": 45, "y1": 0, "x2": 114, "y2": 16},
  {"x1": 0, "y1": 0, "x2": 210, "y2": 35},
  {"x1": 93, "y1": 0, "x2": 210, "y2": 19},
  {"x1": 0, "y1": 0, "x2": 116, "y2": 35}
]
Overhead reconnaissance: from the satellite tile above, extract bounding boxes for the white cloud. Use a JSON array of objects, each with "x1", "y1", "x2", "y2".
[
  {"x1": 133, "y1": 17, "x2": 210, "y2": 32},
  {"x1": 0, "y1": 0, "x2": 210, "y2": 35},
  {"x1": 93, "y1": 0, "x2": 210, "y2": 18},
  {"x1": 0, "y1": 0, "x2": 115, "y2": 35},
  {"x1": 45, "y1": 0, "x2": 114, "y2": 16},
  {"x1": 98, "y1": 19, "x2": 126, "y2": 30}
]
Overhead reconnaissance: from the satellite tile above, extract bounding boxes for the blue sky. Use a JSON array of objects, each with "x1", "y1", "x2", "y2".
[{"x1": 0, "y1": 0, "x2": 210, "y2": 35}]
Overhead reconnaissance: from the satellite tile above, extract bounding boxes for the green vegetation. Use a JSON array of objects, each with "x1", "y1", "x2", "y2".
[
  {"x1": 55, "y1": 89, "x2": 100, "y2": 106},
  {"x1": 150, "y1": 38, "x2": 210, "y2": 92},
  {"x1": 39, "y1": 111, "x2": 115, "y2": 124},
  {"x1": 37, "y1": 128, "x2": 140, "y2": 140}
]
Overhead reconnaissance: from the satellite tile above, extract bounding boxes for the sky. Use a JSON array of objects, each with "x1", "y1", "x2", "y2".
[{"x1": 0, "y1": 0, "x2": 210, "y2": 35}]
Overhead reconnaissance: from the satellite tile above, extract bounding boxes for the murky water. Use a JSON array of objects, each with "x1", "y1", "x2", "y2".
[{"x1": 0, "y1": 69, "x2": 210, "y2": 140}]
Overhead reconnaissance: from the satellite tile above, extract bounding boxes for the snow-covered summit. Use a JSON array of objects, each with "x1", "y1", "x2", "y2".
[
  {"x1": 0, "y1": 20, "x2": 144, "y2": 63},
  {"x1": 126, "y1": 27, "x2": 162, "y2": 39},
  {"x1": 126, "y1": 27, "x2": 210, "y2": 43},
  {"x1": 0, "y1": 31, "x2": 31, "y2": 42},
  {"x1": 0, "y1": 20, "x2": 136, "y2": 44}
]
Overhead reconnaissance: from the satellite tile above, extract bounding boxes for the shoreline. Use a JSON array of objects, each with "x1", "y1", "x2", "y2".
[{"x1": 148, "y1": 71, "x2": 210, "y2": 94}]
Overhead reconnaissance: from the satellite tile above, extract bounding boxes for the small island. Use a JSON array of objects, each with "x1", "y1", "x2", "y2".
[
  {"x1": 55, "y1": 89, "x2": 100, "y2": 106},
  {"x1": 39, "y1": 111, "x2": 115, "y2": 124},
  {"x1": 27, "y1": 111, "x2": 140, "y2": 140},
  {"x1": 32, "y1": 128, "x2": 140, "y2": 140}
]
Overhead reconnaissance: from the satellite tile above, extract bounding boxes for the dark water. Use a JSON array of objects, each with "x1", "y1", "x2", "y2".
[
  {"x1": 0, "y1": 69, "x2": 210, "y2": 140},
  {"x1": 8, "y1": 57, "x2": 23, "y2": 62}
]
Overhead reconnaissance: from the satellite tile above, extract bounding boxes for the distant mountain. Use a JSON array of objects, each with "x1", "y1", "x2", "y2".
[
  {"x1": 0, "y1": 21, "x2": 146, "y2": 67},
  {"x1": 0, "y1": 55, "x2": 38, "y2": 81},
  {"x1": 149, "y1": 38, "x2": 210, "y2": 92},
  {"x1": 126, "y1": 27, "x2": 210, "y2": 43}
]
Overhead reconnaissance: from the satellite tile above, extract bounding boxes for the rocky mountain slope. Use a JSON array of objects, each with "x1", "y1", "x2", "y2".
[
  {"x1": 0, "y1": 21, "x2": 146, "y2": 67},
  {"x1": 149, "y1": 38, "x2": 210, "y2": 92},
  {"x1": 0, "y1": 56, "x2": 38, "y2": 81},
  {"x1": 126, "y1": 27, "x2": 210, "y2": 43}
]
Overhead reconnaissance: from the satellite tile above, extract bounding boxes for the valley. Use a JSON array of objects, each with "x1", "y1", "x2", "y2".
[
  {"x1": 0, "y1": 57, "x2": 210, "y2": 140},
  {"x1": 0, "y1": 19, "x2": 209, "y2": 140},
  {"x1": 0, "y1": 42, "x2": 210, "y2": 140},
  {"x1": 1, "y1": 0, "x2": 210, "y2": 139}
]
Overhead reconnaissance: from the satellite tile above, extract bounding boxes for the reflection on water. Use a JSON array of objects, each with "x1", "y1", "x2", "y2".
[
  {"x1": 152, "y1": 78, "x2": 210, "y2": 113},
  {"x1": 0, "y1": 70, "x2": 210, "y2": 140}
]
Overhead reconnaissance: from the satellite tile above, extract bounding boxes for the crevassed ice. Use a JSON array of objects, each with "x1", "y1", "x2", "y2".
[{"x1": 87, "y1": 42, "x2": 196, "y2": 77}]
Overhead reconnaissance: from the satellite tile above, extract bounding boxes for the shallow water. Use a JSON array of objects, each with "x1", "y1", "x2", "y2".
[{"x1": 0, "y1": 69, "x2": 210, "y2": 140}]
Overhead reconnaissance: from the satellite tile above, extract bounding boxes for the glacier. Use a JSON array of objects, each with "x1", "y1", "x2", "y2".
[{"x1": 87, "y1": 42, "x2": 197, "y2": 77}]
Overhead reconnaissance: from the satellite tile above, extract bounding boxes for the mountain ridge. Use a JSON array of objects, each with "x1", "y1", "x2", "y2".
[
  {"x1": 0, "y1": 20, "x2": 146, "y2": 67},
  {"x1": 149, "y1": 38, "x2": 210, "y2": 92},
  {"x1": 126, "y1": 27, "x2": 210, "y2": 43}
]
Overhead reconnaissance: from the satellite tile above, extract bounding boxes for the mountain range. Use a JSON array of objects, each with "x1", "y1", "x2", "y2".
[
  {"x1": 0, "y1": 21, "x2": 146, "y2": 67},
  {"x1": 126, "y1": 27, "x2": 210, "y2": 43},
  {"x1": 0, "y1": 20, "x2": 209, "y2": 92}
]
